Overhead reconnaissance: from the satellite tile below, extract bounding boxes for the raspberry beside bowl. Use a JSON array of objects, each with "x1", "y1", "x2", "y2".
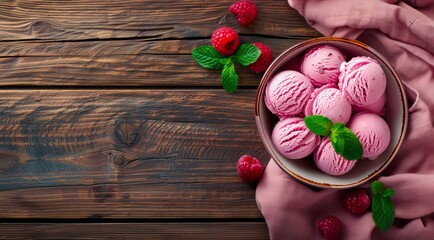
[{"x1": 255, "y1": 37, "x2": 408, "y2": 189}]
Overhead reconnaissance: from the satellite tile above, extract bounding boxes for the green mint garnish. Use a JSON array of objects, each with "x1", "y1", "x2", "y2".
[
  {"x1": 371, "y1": 181, "x2": 385, "y2": 194},
  {"x1": 382, "y1": 188, "x2": 395, "y2": 197},
  {"x1": 303, "y1": 115, "x2": 363, "y2": 160},
  {"x1": 220, "y1": 58, "x2": 232, "y2": 66},
  {"x1": 333, "y1": 129, "x2": 363, "y2": 160},
  {"x1": 330, "y1": 131, "x2": 345, "y2": 155},
  {"x1": 221, "y1": 60, "x2": 238, "y2": 93},
  {"x1": 331, "y1": 122, "x2": 345, "y2": 135},
  {"x1": 330, "y1": 122, "x2": 345, "y2": 153},
  {"x1": 192, "y1": 46, "x2": 225, "y2": 69},
  {"x1": 371, "y1": 181, "x2": 395, "y2": 232},
  {"x1": 192, "y1": 44, "x2": 260, "y2": 93},
  {"x1": 304, "y1": 115, "x2": 333, "y2": 136},
  {"x1": 235, "y1": 43, "x2": 261, "y2": 66}
]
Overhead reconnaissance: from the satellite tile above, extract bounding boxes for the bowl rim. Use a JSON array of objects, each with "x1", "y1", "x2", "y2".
[{"x1": 255, "y1": 36, "x2": 409, "y2": 189}]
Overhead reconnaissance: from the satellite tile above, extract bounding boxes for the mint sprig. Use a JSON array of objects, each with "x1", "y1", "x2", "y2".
[
  {"x1": 192, "y1": 44, "x2": 260, "y2": 93},
  {"x1": 192, "y1": 46, "x2": 225, "y2": 69},
  {"x1": 333, "y1": 129, "x2": 363, "y2": 160},
  {"x1": 221, "y1": 61, "x2": 238, "y2": 93},
  {"x1": 371, "y1": 181, "x2": 395, "y2": 232},
  {"x1": 303, "y1": 115, "x2": 333, "y2": 136},
  {"x1": 235, "y1": 44, "x2": 261, "y2": 66},
  {"x1": 330, "y1": 122, "x2": 345, "y2": 153},
  {"x1": 303, "y1": 115, "x2": 363, "y2": 160}
]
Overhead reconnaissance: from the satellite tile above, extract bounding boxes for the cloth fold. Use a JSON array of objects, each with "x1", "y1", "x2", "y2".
[{"x1": 256, "y1": 0, "x2": 434, "y2": 239}]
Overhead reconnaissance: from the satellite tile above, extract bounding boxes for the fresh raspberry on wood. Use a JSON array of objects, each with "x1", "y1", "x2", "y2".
[
  {"x1": 237, "y1": 155, "x2": 264, "y2": 183},
  {"x1": 248, "y1": 42, "x2": 273, "y2": 73},
  {"x1": 211, "y1": 26, "x2": 241, "y2": 56},
  {"x1": 229, "y1": 0, "x2": 258, "y2": 27}
]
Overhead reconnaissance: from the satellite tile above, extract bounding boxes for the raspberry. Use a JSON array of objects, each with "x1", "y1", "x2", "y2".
[
  {"x1": 248, "y1": 42, "x2": 273, "y2": 73},
  {"x1": 317, "y1": 216, "x2": 343, "y2": 240},
  {"x1": 229, "y1": 0, "x2": 258, "y2": 27},
  {"x1": 343, "y1": 188, "x2": 371, "y2": 214},
  {"x1": 211, "y1": 27, "x2": 241, "y2": 56},
  {"x1": 237, "y1": 155, "x2": 264, "y2": 183}
]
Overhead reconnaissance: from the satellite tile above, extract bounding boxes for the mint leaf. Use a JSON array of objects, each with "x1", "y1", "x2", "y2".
[
  {"x1": 383, "y1": 189, "x2": 395, "y2": 198},
  {"x1": 220, "y1": 58, "x2": 232, "y2": 65},
  {"x1": 371, "y1": 181, "x2": 395, "y2": 232},
  {"x1": 372, "y1": 191, "x2": 395, "y2": 232},
  {"x1": 221, "y1": 61, "x2": 238, "y2": 93},
  {"x1": 235, "y1": 44, "x2": 261, "y2": 66},
  {"x1": 331, "y1": 122, "x2": 345, "y2": 134},
  {"x1": 330, "y1": 132, "x2": 345, "y2": 155},
  {"x1": 338, "y1": 129, "x2": 363, "y2": 160},
  {"x1": 330, "y1": 122, "x2": 346, "y2": 153},
  {"x1": 192, "y1": 46, "x2": 225, "y2": 69},
  {"x1": 303, "y1": 115, "x2": 333, "y2": 136},
  {"x1": 329, "y1": 124, "x2": 363, "y2": 160},
  {"x1": 371, "y1": 181, "x2": 385, "y2": 195}
]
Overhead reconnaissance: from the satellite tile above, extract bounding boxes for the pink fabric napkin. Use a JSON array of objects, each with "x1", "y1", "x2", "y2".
[{"x1": 256, "y1": 0, "x2": 434, "y2": 239}]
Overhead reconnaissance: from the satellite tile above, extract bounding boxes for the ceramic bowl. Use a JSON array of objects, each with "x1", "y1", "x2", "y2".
[{"x1": 255, "y1": 37, "x2": 408, "y2": 189}]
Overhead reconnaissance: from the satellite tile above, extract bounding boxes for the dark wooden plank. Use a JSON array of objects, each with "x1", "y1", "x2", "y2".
[
  {"x1": 0, "y1": 38, "x2": 304, "y2": 86},
  {"x1": 0, "y1": 89, "x2": 269, "y2": 218},
  {"x1": 0, "y1": 222, "x2": 270, "y2": 239},
  {"x1": 0, "y1": 0, "x2": 319, "y2": 42}
]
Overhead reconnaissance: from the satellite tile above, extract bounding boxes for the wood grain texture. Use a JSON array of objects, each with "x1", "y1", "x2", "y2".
[
  {"x1": 0, "y1": 0, "x2": 320, "y2": 235},
  {"x1": 0, "y1": 89, "x2": 269, "y2": 218},
  {"x1": 0, "y1": 37, "x2": 306, "y2": 86},
  {"x1": 0, "y1": 222, "x2": 270, "y2": 239},
  {"x1": 0, "y1": 0, "x2": 319, "y2": 42}
]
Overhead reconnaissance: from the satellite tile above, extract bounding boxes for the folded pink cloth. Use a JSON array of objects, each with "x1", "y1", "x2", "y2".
[{"x1": 256, "y1": 0, "x2": 434, "y2": 239}]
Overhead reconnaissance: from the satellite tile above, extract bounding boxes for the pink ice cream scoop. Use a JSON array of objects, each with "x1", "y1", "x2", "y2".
[
  {"x1": 348, "y1": 112, "x2": 391, "y2": 160},
  {"x1": 265, "y1": 70, "x2": 313, "y2": 118},
  {"x1": 314, "y1": 137, "x2": 357, "y2": 176},
  {"x1": 304, "y1": 83, "x2": 336, "y2": 115},
  {"x1": 339, "y1": 56, "x2": 387, "y2": 107},
  {"x1": 301, "y1": 45, "x2": 346, "y2": 87},
  {"x1": 304, "y1": 85, "x2": 352, "y2": 124},
  {"x1": 272, "y1": 117, "x2": 320, "y2": 159},
  {"x1": 352, "y1": 91, "x2": 387, "y2": 115}
]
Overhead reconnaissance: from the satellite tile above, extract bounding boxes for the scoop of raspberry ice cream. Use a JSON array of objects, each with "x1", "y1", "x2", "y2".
[
  {"x1": 339, "y1": 56, "x2": 386, "y2": 107},
  {"x1": 352, "y1": 91, "x2": 387, "y2": 115},
  {"x1": 265, "y1": 70, "x2": 313, "y2": 118},
  {"x1": 347, "y1": 112, "x2": 391, "y2": 160},
  {"x1": 301, "y1": 45, "x2": 346, "y2": 87},
  {"x1": 272, "y1": 117, "x2": 320, "y2": 159},
  {"x1": 314, "y1": 137, "x2": 357, "y2": 176},
  {"x1": 305, "y1": 86, "x2": 352, "y2": 124}
]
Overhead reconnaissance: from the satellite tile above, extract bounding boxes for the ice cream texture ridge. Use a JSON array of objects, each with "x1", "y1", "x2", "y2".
[
  {"x1": 315, "y1": 137, "x2": 356, "y2": 176},
  {"x1": 265, "y1": 44, "x2": 390, "y2": 176},
  {"x1": 272, "y1": 117, "x2": 320, "y2": 160},
  {"x1": 265, "y1": 70, "x2": 313, "y2": 118}
]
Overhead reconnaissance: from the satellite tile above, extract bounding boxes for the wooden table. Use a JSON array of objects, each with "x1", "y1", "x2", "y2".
[{"x1": 0, "y1": 1, "x2": 319, "y2": 238}]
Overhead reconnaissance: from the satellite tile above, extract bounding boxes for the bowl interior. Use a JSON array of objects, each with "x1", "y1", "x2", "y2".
[{"x1": 255, "y1": 38, "x2": 407, "y2": 188}]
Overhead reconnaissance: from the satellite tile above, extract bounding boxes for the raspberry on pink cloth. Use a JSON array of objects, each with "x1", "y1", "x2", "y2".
[{"x1": 256, "y1": 0, "x2": 434, "y2": 239}]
